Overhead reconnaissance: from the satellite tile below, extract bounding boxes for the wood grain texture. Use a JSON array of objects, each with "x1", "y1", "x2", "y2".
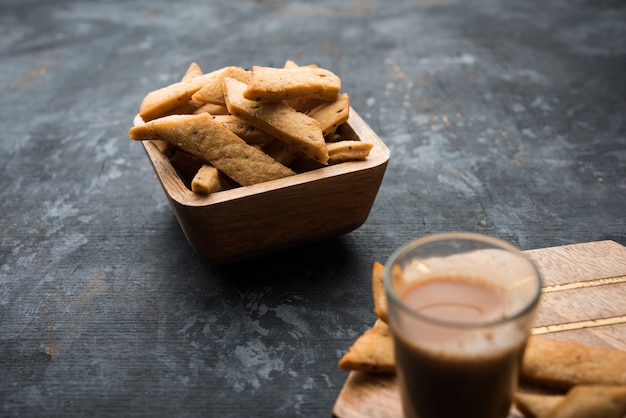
[
  {"x1": 140, "y1": 108, "x2": 390, "y2": 263},
  {"x1": 332, "y1": 241, "x2": 626, "y2": 418}
]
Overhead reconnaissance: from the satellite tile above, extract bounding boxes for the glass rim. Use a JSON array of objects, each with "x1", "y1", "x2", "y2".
[{"x1": 383, "y1": 232, "x2": 543, "y2": 329}]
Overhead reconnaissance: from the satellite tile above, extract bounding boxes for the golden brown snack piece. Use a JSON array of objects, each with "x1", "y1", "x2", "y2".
[
  {"x1": 336, "y1": 262, "x2": 394, "y2": 374},
  {"x1": 371, "y1": 261, "x2": 388, "y2": 323},
  {"x1": 129, "y1": 113, "x2": 295, "y2": 186},
  {"x1": 147, "y1": 63, "x2": 204, "y2": 122},
  {"x1": 158, "y1": 63, "x2": 204, "y2": 120},
  {"x1": 139, "y1": 71, "x2": 226, "y2": 122},
  {"x1": 181, "y1": 62, "x2": 203, "y2": 81},
  {"x1": 515, "y1": 392, "x2": 565, "y2": 418},
  {"x1": 243, "y1": 65, "x2": 341, "y2": 102},
  {"x1": 543, "y1": 385, "x2": 626, "y2": 418},
  {"x1": 327, "y1": 140, "x2": 373, "y2": 164},
  {"x1": 338, "y1": 320, "x2": 395, "y2": 374},
  {"x1": 191, "y1": 66, "x2": 251, "y2": 106},
  {"x1": 307, "y1": 92, "x2": 350, "y2": 137},
  {"x1": 282, "y1": 61, "x2": 327, "y2": 111},
  {"x1": 223, "y1": 77, "x2": 329, "y2": 164},
  {"x1": 191, "y1": 164, "x2": 223, "y2": 195},
  {"x1": 521, "y1": 337, "x2": 626, "y2": 389},
  {"x1": 337, "y1": 332, "x2": 626, "y2": 382}
]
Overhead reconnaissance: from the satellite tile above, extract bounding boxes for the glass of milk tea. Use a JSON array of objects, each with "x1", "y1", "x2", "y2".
[{"x1": 384, "y1": 232, "x2": 542, "y2": 418}]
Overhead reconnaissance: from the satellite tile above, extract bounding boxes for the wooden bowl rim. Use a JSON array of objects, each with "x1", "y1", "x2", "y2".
[{"x1": 135, "y1": 107, "x2": 390, "y2": 208}]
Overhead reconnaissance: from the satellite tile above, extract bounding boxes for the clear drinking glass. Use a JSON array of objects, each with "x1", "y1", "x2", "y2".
[{"x1": 384, "y1": 232, "x2": 542, "y2": 418}]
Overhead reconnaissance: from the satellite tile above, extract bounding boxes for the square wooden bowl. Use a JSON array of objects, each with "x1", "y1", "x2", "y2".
[{"x1": 138, "y1": 108, "x2": 389, "y2": 263}]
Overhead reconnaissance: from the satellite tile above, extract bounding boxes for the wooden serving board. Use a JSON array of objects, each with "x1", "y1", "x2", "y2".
[{"x1": 332, "y1": 240, "x2": 626, "y2": 418}]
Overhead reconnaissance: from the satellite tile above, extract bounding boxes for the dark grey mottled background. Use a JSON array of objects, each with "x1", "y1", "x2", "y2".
[{"x1": 1, "y1": 0, "x2": 624, "y2": 416}]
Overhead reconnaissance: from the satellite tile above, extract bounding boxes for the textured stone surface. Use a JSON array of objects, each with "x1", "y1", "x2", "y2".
[{"x1": 1, "y1": 0, "x2": 624, "y2": 417}]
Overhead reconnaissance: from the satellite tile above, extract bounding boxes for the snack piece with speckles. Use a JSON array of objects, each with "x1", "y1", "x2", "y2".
[
  {"x1": 521, "y1": 337, "x2": 626, "y2": 389},
  {"x1": 223, "y1": 77, "x2": 329, "y2": 165},
  {"x1": 129, "y1": 113, "x2": 295, "y2": 187},
  {"x1": 243, "y1": 65, "x2": 341, "y2": 103}
]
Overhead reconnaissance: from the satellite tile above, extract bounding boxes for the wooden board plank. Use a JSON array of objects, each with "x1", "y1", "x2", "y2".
[{"x1": 332, "y1": 240, "x2": 626, "y2": 418}]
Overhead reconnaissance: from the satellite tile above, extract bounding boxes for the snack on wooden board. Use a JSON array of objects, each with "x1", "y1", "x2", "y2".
[
  {"x1": 339, "y1": 318, "x2": 626, "y2": 387},
  {"x1": 516, "y1": 385, "x2": 626, "y2": 418},
  {"x1": 521, "y1": 337, "x2": 626, "y2": 389},
  {"x1": 339, "y1": 262, "x2": 626, "y2": 417},
  {"x1": 338, "y1": 320, "x2": 395, "y2": 374},
  {"x1": 337, "y1": 262, "x2": 391, "y2": 373},
  {"x1": 130, "y1": 60, "x2": 372, "y2": 194},
  {"x1": 542, "y1": 385, "x2": 626, "y2": 418},
  {"x1": 514, "y1": 392, "x2": 565, "y2": 418},
  {"x1": 370, "y1": 261, "x2": 388, "y2": 323}
]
